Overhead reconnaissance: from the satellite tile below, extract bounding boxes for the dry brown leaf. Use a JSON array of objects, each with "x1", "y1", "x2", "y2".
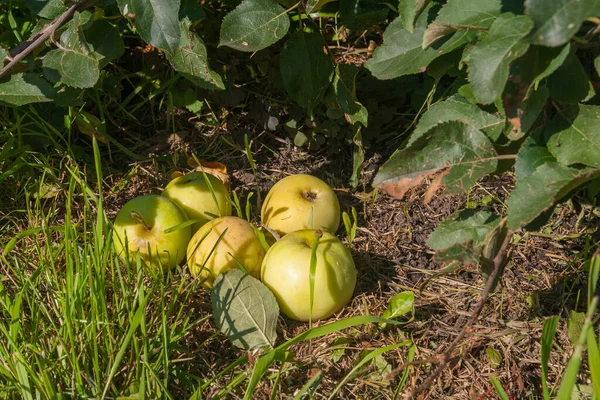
[
  {"x1": 187, "y1": 158, "x2": 230, "y2": 190},
  {"x1": 423, "y1": 169, "x2": 449, "y2": 204}
]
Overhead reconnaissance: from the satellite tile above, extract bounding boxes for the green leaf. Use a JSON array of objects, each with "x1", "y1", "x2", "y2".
[
  {"x1": 462, "y1": 13, "x2": 533, "y2": 104},
  {"x1": 381, "y1": 291, "x2": 414, "y2": 321},
  {"x1": 180, "y1": 0, "x2": 206, "y2": 20},
  {"x1": 510, "y1": 43, "x2": 571, "y2": 94},
  {"x1": 546, "y1": 105, "x2": 600, "y2": 169},
  {"x1": 0, "y1": 73, "x2": 56, "y2": 106},
  {"x1": 409, "y1": 94, "x2": 504, "y2": 145},
  {"x1": 280, "y1": 31, "x2": 334, "y2": 110},
  {"x1": 219, "y1": 0, "x2": 290, "y2": 52},
  {"x1": 427, "y1": 209, "x2": 501, "y2": 251},
  {"x1": 486, "y1": 347, "x2": 502, "y2": 365},
  {"x1": 373, "y1": 121, "x2": 498, "y2": 199},
  {"x1": 506, "y1": 162, "x2": 600, "y2": 230},
  {"x1": 525, "y1": 0, "x2": 600, "y2": 47},
  {"x1": 166, "y1": 21, "x2": 225, "y2": 91},
  {"x1": 43, "y1": 48, "x2": 100, "y2": 89},
  {"x1": 330, "y1": 64, "x2": 368, "y2": 126},
  {"x1": 365, "y1": 7, "x2": 476, "y2": 80},
  {"x1": 514, "y1": 129, "x2": 555, "y2": 181},
  {"x1": 547, "y1": 49, "x2": 594, "y2": 104},
  {"x1": 129, "y1": 0, "x2": 181, "y2": 53},
  {"x1": 305, "y1": 0, "x2": 337, "y2": 13},
  {"x1": 85, "y1": 20, "x2": 125, "y2": 68},
  {"x1": 422, "y1": 0, "x2": 501, "y2": 48},
  {"x1": 399, "y1": 0, "x2": 430, "y2": 33},
  {"x1": 340, "y1": 0, "x2": 389, "y2": 31},
  {"x1": 25, "y1": 0, "x2": 66, "y2": 19},
  {"x1": 504, "y1": 85, "x2": 549, "y2": 141},
  {"x1": 211, "y1": 269, "x2": 279, "y2": 350}
]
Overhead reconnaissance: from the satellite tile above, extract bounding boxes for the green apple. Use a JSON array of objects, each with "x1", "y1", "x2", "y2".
[
  {"x1": 261, "y1": 229, "x2": 356, "y2": 321},
  {"x1": 162, "y1": 171, "x2": 232, "y2": 232},
  {"x1": 261, "y1": 174, "x2": 340, "y2": 235},
  {"x1": 113, "y1": 195, "x2": 191, "y2": 270},
  {"x1": 187, "y1": 216, "x2": 266, "y2": 288}
]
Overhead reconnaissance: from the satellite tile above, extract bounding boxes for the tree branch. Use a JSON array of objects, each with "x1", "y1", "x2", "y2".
[
  {"x1": 0, "y1": 0, "x2": 99, "y2": 79},
  {"x1": 399, "y1": 230, "x2": 512, "y2": 399}
]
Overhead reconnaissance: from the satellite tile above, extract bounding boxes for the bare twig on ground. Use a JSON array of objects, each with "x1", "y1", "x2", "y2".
[
  {"x1": 0, "y1": 0, "x2": 98, "y2": 79},
  {"x1": 385, "y1": 230, "x2": 513, "y2": 398}
]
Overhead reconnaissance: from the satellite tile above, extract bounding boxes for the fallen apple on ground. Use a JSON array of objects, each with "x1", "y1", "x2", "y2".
[
  {"x1": 187, "y1": 216, "x2": 266, "y2": 288},
  {"x1": 261, "y1": 174, "x2": 340, "y2": 235},
  {"x1": 113, "y1": 195, "x2": 191, "y2": 270},
  {"x1": 162, "y1": 171, "x2": 231, "y2": 232},
  {"x1": 261, "y1": 229, "x2": 356, "y2": 321}
]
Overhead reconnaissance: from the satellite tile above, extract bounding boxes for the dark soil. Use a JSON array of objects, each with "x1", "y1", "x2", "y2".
[{"x1": 99, "y1": 117, "x2": 597, "y2": 399}]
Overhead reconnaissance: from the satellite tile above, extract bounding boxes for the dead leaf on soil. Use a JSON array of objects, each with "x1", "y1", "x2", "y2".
[{"x1": 377, "y1": 165, "x2": 450, "y2": 204}]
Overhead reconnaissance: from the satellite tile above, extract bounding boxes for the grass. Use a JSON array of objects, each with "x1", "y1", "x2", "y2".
[{"x1": 1, "y1": 81, "x2": 599, "y2": 399}]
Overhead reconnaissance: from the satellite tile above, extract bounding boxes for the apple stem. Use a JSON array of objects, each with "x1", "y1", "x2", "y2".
[{"x1": 131, "y1": 211, "x2": 152, "y2": 231}]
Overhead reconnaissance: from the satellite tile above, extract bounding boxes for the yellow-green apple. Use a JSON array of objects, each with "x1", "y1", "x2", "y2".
[
  {"x1": 162, "y1": 171, "x2": 231, "y2": 232},
  {"x1": 187, "y1": 216, "x2": 266, "y2": 288},
  {"x1": 261, "y1": 174, "x2": 340, "y2": 235},
  {"x1": 261, "y1": 229, "x2": 356, "y2": 321},
  {"x1": 113, "y1": 195, "x2": 191, "y2": 270}
]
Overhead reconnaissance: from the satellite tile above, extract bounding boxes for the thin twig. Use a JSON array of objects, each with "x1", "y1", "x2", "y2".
[
  {"x1": 398, "y1": 231, "x2": 512, "y2": 399},
  {"x1": 0, "y1": 0, "x2": 98, "y2": 78}
]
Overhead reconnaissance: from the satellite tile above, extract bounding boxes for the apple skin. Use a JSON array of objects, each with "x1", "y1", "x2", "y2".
[
  {"x1": 261, "y1": 229, "x2": 356, "y2": 321},
  {"x1": 113, "y1": 195, "x2": 191, "y2": 270},
  {"x1": 187, "y1": 216, "x2": 266, "y2": 288},
  {"x1": 162, "y1": 171, "x2": 232, "y2": 232},
  {"x1": 261, "y1": 174, "x2": 340, "y2": 236}
]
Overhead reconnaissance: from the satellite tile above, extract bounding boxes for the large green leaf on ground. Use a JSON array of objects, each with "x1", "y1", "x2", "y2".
[
  {"x1": 85, "y1": 20, "x2": 125, "y2": 68},
  {"x1": 211, "y1": 269, "x2": 279, "y2": 350},
  {"x1": 219, "y1": 0, "x2": 290, "y2": 52},
  {"x1": 328, "y1": 64, "x2": 368, "y2": 126},
  {"x1": 399, "y1": 0, "x2": 430, "y2": 33},
  {"x1": 166, "y1": 21, "x2": 225, "y2": 91},
  {"x1": 462, "y1": 13, "x2": 533, "y2": 104},
  {"x1": 546, "y1": 105, "x2": 600, "y2": 169},
  {"x1": 373, "y1": 121, "x2": 498, "y2": 199},
  {"x1": 525, "y1": 0, "x2": 600, "y2": 47},
  {"x1": 427, "y1": 209, "x2": 501, "y2": 251},
  {"x1": 340, "y1": 0, "x2": 389, "y2": 31},
  {"x1": 0, "y1": 73, "x2": 56, "y2": 106},
  {"x1": 547, "y1": 50, "x2": 594, "y2": 104},
  {"x1": 128, "y1": 0, "x2": 181, "y2": 53},
  {"x1": 507, "y1": 162, "x2": 600, "y2": 230},
  {"x1": 409, "y1": 94, "x2": 504, "y2": 145},
  {"x1": 365, "y1": 7, "x2": 475, "y2": 80},
  {"x1": 25, "y1": 0, "x2": 65, "y2": 19},
  {"x1": 280, "y1": 31, "x2": 334, "y2": 110},
  {"x1": 423, "y1": 0, "x2": 501, "y2": 48},
  {"x1": 42, "y1": 48, "x2": 100, "y2": 89}
]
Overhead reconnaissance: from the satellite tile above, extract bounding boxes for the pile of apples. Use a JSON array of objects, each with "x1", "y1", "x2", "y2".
[{"x1": 113, "y1": 172, "x2": 357, "y2": 321}]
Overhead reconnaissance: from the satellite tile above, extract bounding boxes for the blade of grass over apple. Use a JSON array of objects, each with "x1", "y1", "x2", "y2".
[
  {"x1": 164, "y1": 218, "x2": 203, "y2": 233},
  {"x1": 328, "y1": 341, "x2": 411, "y2": 399},
  {"x1": 308, "y1": 229, "x2": 322, "y2": 328}
]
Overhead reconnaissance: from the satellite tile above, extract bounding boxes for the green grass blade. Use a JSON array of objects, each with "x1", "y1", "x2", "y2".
[
  {"x1": 308, "y1": 230, "x2": 321, "y2": 328},
  {"x1": 541, "y1": 315, "x2": 559, "y2": 400},
  {"x1": 587, "y1": 328, "x2": 600, "y2": 399},
  {"x1": 490, "y1": 376, "x2": 509, "y2": 400},
  {"x1": 589, "y1": 254, "x2": 600, "y2": 308},
  {"x1": 328, "y1": 341, "x2": 411, "y2": 400},
  {"x1": 293, "y1": 370, "x2": 322, "y2": 400},
  {"x1": 101, "y1": 291, "x2": 148, "y2": 398},
  {"x1": 556, "y1": 296, "x2": 598, "y2": 400},
  {"x1": 394, "y1": 343, "x2": 416, "y2": 397}
]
